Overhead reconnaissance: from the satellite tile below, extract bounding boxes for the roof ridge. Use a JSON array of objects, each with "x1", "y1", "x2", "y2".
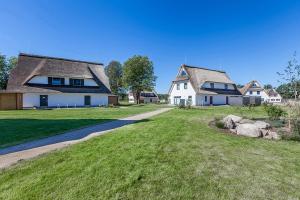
[
  {"x1": 182, "y1": 64, "x2": 226, "y2": 73},
  {"x1": 19, "y1": 53, "x2": 103, "y2": 66}
]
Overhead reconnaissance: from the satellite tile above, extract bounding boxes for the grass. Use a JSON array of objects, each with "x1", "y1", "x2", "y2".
[
  {"x1": 0, "y1": 106, "x2": 300, "y2": 199},
  {"x1": 0, "y1": 104, "x2": 164, "y2": 148}
]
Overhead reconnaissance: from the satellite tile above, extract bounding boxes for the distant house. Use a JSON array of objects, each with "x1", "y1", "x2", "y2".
[
  {"x1": 239, "y1": 80, "x2": 282, "y2": 103},
  {"x1": 168, "y1": 64, "x2": 243, "y2": 106},
  {"x1": 128, "y1": 91, "x2": 159, "y2": 103},
  {"x1": 5, "y1": 53, "x2": 112, "y2": 108}
]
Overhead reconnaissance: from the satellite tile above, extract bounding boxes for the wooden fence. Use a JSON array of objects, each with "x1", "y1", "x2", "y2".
[{"x1": 0, "y1": 93, "x2": 23, "y2": 110}]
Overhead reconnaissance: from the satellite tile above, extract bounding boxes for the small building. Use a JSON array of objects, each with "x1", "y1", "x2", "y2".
[
  {"x1": 239, "y1": 80, "x2": 282, "y2": 104},
  {"x1": 168, "y1": 64, "x2": 243, "y2": 106},
  {"x1": 3, "y1": 53, "x2": 114, "y2": 109},
  {"x1": 128, "y1": 91, "x2": 160, "y2": 103}
]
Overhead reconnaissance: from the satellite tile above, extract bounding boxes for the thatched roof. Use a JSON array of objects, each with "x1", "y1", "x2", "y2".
[
  {"x1": 170, "y1": 64, "x2": 241, "y2": 95},
  {"x1": 6, "y1": 53, "x2": 111, "y2": 94},
  {"x1": 239, "y1": 80, "x2": 263, "y2": 95}
]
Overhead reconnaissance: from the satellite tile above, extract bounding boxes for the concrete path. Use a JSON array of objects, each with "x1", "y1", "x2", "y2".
[{"x1": 0, "y1": 107, "x2": 172, "y2": 169}]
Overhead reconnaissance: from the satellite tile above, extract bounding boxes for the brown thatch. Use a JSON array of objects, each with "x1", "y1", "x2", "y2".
[
  {"x1": 170, "y1": 64, "x2": 241, "y2": 95},
  {"x1": 239, "y1": 80, "x2": 263, "y2": 95},
  {"x1": 7, "y1": 53, "x2": 111, "y2": 94}
]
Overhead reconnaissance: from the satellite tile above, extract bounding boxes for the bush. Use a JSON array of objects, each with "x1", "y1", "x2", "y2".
[
  {"x1": 215, "y1": 120, "x2": 225, "y2": 129},
  {"x1": 263, "y1": 104, "x2": 286, "y2": 120}
]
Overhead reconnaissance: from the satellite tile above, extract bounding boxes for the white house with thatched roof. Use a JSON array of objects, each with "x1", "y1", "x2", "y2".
[
  {"x1": 239, "y1": 80, "x2": 282, "y2": 103},
  {"x1": 168, "y1": 64, "x2": 243, "y2": 106},
  {"x1": 6, "y1": 53, "x2": 112, "y2": 108}
]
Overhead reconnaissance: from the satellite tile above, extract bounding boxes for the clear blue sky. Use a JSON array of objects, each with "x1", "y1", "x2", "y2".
[{"x1": 1, "y1": 0, "x2": 300, "y2": 93}]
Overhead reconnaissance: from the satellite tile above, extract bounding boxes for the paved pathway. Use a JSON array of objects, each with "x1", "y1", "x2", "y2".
[{"x1": 0, "y1": 107, "x2": 172, "y2": 169}]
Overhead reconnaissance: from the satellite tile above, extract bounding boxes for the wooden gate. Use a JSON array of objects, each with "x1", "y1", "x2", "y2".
[
  {"x1": 0, "y1": 93, "x2": 23, "y2": 110},
  {"x1": 108, "y1": 95, "x2": 118, "y2": 105}
]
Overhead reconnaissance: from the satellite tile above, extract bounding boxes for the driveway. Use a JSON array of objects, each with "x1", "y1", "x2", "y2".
[{"x1": 0, "y1": 107, "x2": 173, "y2": 169}]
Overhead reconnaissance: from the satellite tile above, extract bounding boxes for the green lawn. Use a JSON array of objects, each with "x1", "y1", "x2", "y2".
[
  {"x1": 1, "y1": 106, "x2": 300, "y2": 199},
  {"x1": 0, "y1": 104, "x2": 164, "y2": 148}
]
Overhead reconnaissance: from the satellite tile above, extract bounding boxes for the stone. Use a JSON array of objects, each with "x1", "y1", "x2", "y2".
[
  {"x1": 222, "y1": 115, "x2": 242, "y2": 129},
  {"x1": 260, "y1": 129, "x2": 269, "y2": 137},
  {"x1": 236, "y1": 123, "x2": 262, "y2": 138},
  {"x1": 269, "y1": 131, "x2": 280, "y2": 140},
  {"x1": 230, "y1": 129, "x2": 237, "y2": 134},
  {"x1": 254, "y1": 121, "x2": 271, "y2": 129},
  {"x1": 239, "y1": 119, "x2": 255, "y2": 124}
]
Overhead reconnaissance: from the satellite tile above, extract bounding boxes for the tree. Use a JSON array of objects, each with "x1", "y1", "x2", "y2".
[
  {"x1": 0, "y1": 54, "x2": 17, "y2": 89},
  {"x1": 236, "y1": 84, "x2": 244, "y2": 89},
  {"x1": 123, "y1": 55, "x2": 156, "y2": 104},
  {"x1": 263, "y1": 84, "x2": 273, "y2": 89},
  {"x1": 277, "y1": 82, "x2": 300, "y2": 99},
  {"x1": 105, "y1": 61, "x2": 123, "y2": 95},
  {"x1": 277, "y1": 51, "x2": 300, "y2": 100}
]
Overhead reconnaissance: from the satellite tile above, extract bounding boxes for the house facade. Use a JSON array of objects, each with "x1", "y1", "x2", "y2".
[
  {"x1": 239, "y1": 80, "x2": 282, "y2": 103},
  {"x1": 168, "y1": 65, "x2": 242, "y2": 106},
  {"x1": 128, "y1": 91, "x2": 159, "y2": 103},
  {"x1": 6, "y1": 53, "x2": 112, "y2": 108}
]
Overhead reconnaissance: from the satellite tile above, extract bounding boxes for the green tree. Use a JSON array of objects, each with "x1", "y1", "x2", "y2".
[
  {"x1": 236, "y1": 84, "x2": 244, "y2": 89},
  {"x1": 277, "y1": 51, "x2": 300, "y2": 100},
  {"x1": 123, "y1": 55, "x2": 156, "y2": 104},
  {"x1": 277, "y1": 82, "x2": 300, "y2": 99},
  {"x1": 0, "y1": 54, "x2": 17, "y2": 89},
  {"x1": 263, "y1": 84, "x2": 273, "y2": 89},
  {"x1": 105, "y1": 61, "x2": 123, "y2": 95}
]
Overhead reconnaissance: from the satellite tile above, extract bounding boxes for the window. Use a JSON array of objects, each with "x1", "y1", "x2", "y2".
[
  {"x1": 184, "y1": 83, "x2": 188, "y2": 89},
  {"x1": 70, "y1": 78, "x2": 84, "y2": 86},
  {"x1": 257, "y1": 91, "x2": 260, "y2": 95},
  {"x1": 276, "y1": 99, "x2": 280, "y2": 101},
  {"x1": 50, "y1": 77, "x2": 64, "y2": 85},
  {"x1": 177, "y1": 83, "x2": 180, "y2": 90},
  {"x1": 180, "y1": 70, "x2": 187, "y2": 76},
  {"x1": 210, "y1": 83, "x2": 214, "y2": 89},
  {"x1": 205, "y1": 96, "x2": 207, "y2": 102},
  {"x1": 225, "y1": 84, "x2": 228, "y2": 90},
  {"x1": 249, "y1": 91, "x2": 253, "y2": 95}
]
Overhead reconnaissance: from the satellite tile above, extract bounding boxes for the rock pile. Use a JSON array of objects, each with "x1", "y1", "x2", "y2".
[{"x1": 221, "y1": 115, "x2": 280, "y2": 140}]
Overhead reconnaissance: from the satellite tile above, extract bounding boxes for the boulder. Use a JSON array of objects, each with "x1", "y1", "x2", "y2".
[
  {"x1": 268, "y1": 131, "x2": 280, "y2": 140},
  {"x1": 260, "y1": 129, "x2": 269, "y2": 137},
  {"x1": 224, "y1": 115, "x2": 242, "y2": 123},
  {"x1": 254, "y1": 121, "x2": 271, "y2": 129},
  {"x1": 222, "y1": 115, "x2": 242, "y2": 129},
  {"x1": 239, "y1": 119, "x2": 255, "y2": 124},
  {"x1": 236, "y1": 123, "x2": 262, "y2": 138},
  {"x1": 230, "y1": 129, "x2": 237, "y2": 134}
]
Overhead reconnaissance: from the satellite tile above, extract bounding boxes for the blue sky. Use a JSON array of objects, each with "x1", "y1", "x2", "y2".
[{"x1": 1, "y1": 0, "x2": 300, "y2": 93}]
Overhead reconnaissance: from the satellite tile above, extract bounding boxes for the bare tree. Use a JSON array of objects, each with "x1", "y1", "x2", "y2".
[{"x1": 277, "y1": 51, "x2": 300, "y2": 100}]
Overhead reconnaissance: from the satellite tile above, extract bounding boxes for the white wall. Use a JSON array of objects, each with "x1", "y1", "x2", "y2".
[
  {"x1": 28, "y1": 76, "x2": 48, "y2": 84},
  {"x1": 245, "y1": 90, "x2": 269, "y2": 102},
  {"x1": 169, "y1": 81, "x2": 196, "y2": 105},
  {"x1": 23, "y1": 93, "x2": 108, "y2": 108},
  {"x1": 202, "y1": 82, "x2": 235, "y2": 90},
  {"x1": 84, "y1": 79, "x2": 98, "y2": 86},
  {"x1": 196, "y1": 95, "x2": 242, "y2": 106}
]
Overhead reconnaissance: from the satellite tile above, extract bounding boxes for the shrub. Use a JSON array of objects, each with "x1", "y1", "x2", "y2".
[
  {"x1": 186, "y1": 99, "x2": 192, "y2": 109},
  {"x1": 178, "y1": 102, "x2": 185, "y2": 109},
  {"x1": 215, "y1": 120, "x2": 225, "y2": 129},
  {"x1": 263, "y1": 104, "x2": 286, "y2": 120}
]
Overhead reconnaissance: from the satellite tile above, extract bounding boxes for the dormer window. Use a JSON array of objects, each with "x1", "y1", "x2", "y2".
[
  {"x1": 210, "y1": 83, "x2": 214, "y2": 89},
  {"x1": 48, "y1": 77, "x2": 64, "y2": 85},
  {"x1": 225, "y1": 84, "x2": 228, "y2": 90},
  {"x1": 180, "y1": 70, "x2": 187, "y2": 76},
  {"x1": 70, "y1": 78, "x2": 84, "y2": 86}
]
